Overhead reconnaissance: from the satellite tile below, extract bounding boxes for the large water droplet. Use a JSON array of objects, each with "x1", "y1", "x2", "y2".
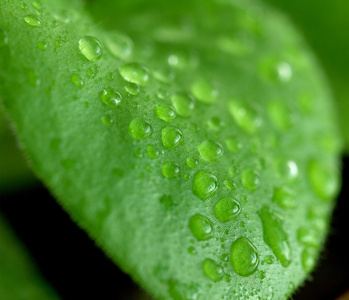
[
  {"x1": 171, "y1": 93, "x2": 195, "y2": 117},
  {"x1": 24, "y1": 14, "x2": 42, "y2": 26},
  {"x1": 78, "y1": 36, "x2": 103, "y2": 62},
  {"x1": 155, "y1": 105, "x2": 176, "y2": 122},
  {"x1": 198, "y1": 140, "x2": 224, "y2": 163},
  {"x1": 119, "y1": 63, "x2": 150, "y2": 86},
  {"x1": 308, "y1": 159, "x2": 339, "y2": 201},
  {"x1": 162, "y1": 161, "x2": 180, "y2": 179},
  {"x1": 99, "y1": 88, "x2": 122, "y2": 107},
  {"x1": 189, "y1": 214, "x2": 213, "y2": 241},
  {"x1": 192, "y1": 170, "x2": 218, "y2": 200},
  {"x1": 272, "y1": 187, "x2": 296, "y2": 209},
  {"x1": 231, "y1": 237, "x2": 259, "y2": 277},
  {"x1": 228, "y1": 100, "x2": 262, "y2": 134},
  {"x1": 129, "y1": 118, "x2": 152, "y2": 141},
  {"x1": 71, "y1": 73, "x2": 84, "y2": 88},
  {"x1": 191, "y1": 79, "x2": 218, "y2": 104},
  {"x1": 0, "y1": 29, "x2": 8, "y2": 47},
  {"x1": 203, "y1": 259, "x2": 224, "y2": 282},
  {"x1": 105, "y1": 32, "x2": 133, "y2": 59},
  {"x1": 241, "y1": 167, "x2": 260, "y2": 191},
  {"x1": 214, "y1": 197, "x2": 241, "y2": 222},
  {"x1": 162, "y1": 127, "x2": 182, "y2": 150},
  {"x1": 259, "y1": 206, "x2": 292, "y2": 267}
]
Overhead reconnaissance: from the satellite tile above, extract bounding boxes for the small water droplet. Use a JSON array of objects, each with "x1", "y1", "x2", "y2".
[
  {"x1": 301, "y1": 247, "x2": 317, "y2": 272},
  {"x1": 146, "y1": 145, "x2": 160, "y2": 159},
  {"x1": 124, "y1": 82, "x2": 140, "y2": 96},
  {"x1": 191, "y1": 79, "x2": 218, "y2": 104},
  {"x1": 0, "y1": 29, "x2": 9, "y2": 47},
  {"x1": 61, "y1": 159, "x2": 75, "y2": 170},
  {"x1": 308, "y1": 159, "x2": 339, "y2": 201},
  {"x1": 198, "y1": 140, "x2": 223, "y2": 163},
  {"x1": 188, "y1": 246, "x2": 197, "y2": 255},
  {"x1": 207, "y1": 117, "x2": 224, "y2": 131},
  {"x1": 37, "y1": 41, "x2": 47, "y2": 50},
  {"x1": 186, "y1": 157, "x2": 199, "y2": 169},
  {"x1": 241, "y1": 167, "x2": 260, "y2": 191},
  {"x1": 71, "y1": 73, "x2": 84, "y2": 88},
  {"x1": 171, "y1": 93, "x2": 195, "y2": 117},
  {"x1": 259, "y1": 206, "x2": 292, "y2": 267},
  {"x1": 24, "y1": 14, "x2": 42, "y2": 26},
  {"x1": 26, "y1": 69, "x2": 40, "y2": 87},
  {"x1": 223, "y1": 179, "x2": 236, "y2": 190},
  {"x1": 268, "y1": 100, "x2": 292, "y2": 130},
  {"x1": 192, "y1": 170, "x2": 218, "y2": 201},
  {"x1": 99, "y1": 88, "x2": 122, "y2": 107},
  {"x1": 297, "y1": 228, "x2": 319, "y2": 247},
  {"x1": 217, "y1": 35, "x2": 253, "y2": 57},
  {"x1": 162, "y1": 127, "x2": 182, "y2": 150},
  {"x1": 129, "y1": 118, "x2": 152, "y2": 141},
  {"x1": 167, "y1": 50, "x2": 199, "y2": 69},
  {"x1": 225, "y1": 138, "x2": 242, "y2": 153},
  {"x1": 119, "y1": 63, "x2": 150, "y2": 86},
  {"x1": 78, "y1": 36, "x2": 103, "y2": 62},
  {"x1": 52, "y1": 9, "x2": 71, "y2": 23},
  {"x1": 203, "y1": 259, "x2": 224, "y2": 282},
  {"x1": 100, "y1": 115, "x2": 113, "y2": 126},
  {"x1": 87, "y1": 65, "x2": 99, "y2": 78},
  {"x1": 274, "y1": 158, "x2": 298, "y2": 180},
  {"x1": 272, "y1": 187, "x2": 296, "y2": 209},
  {"x1": 105, "y1": 32, "x2": 133, "y2": 59},
  {"x1": 162, "y1": 161, "x2": 180, "y2": 179},
  {"x1": 155, "y1": 105, "x2": 176, "y2": 122},
  {"x1": 153, "y1": 68, "x2": 175, "y2": 83},
  {"x1": 265, "y1": 255, "x2": 275, "y2": 265},
  {"x1": 231, "y1": 237, "x2": 259, "y2": 277},
  {"x1": 228, "y1": 100, "x2": 262, "y2": 134},
  {"x1": 189, "y1": 214, "x2": 213, "y2": 241},
  {"x1": 228, "y1": 166, "x2": 239, "y2": 177},
  {"x1": 276, "y1": 62, "x2": 292, "y2": 82},
  {"x1": 106, "y1": 72, "x2": 115, "y2": 81},
  {"x1": 214, "y1": 197, "x2": 241, "y2": 222},
  {"x1": 159, "y1": 194, "x2": 175, "y2": 211}
]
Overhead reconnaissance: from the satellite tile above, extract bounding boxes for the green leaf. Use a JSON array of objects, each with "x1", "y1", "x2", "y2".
[
  {"x1": 0, "y1": 214, "x2": 58, "y2": 300},
  {"x1": 0, "y1": 0, "x2": 342, "y2": 299}
]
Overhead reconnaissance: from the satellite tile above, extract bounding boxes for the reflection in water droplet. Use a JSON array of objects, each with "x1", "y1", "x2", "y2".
[
  {"x1": 71, "y1": 73, "x2": 84, "y2": 88},
  {"x1": 192, "y1": 170, "x2": 218, "y2": 200},
  {"x1": 171, "y1": 93, "x2": 195, "y2": 117},
  {"x1": 119, "y1": 63, "x2": 150, "y2": 86},
  {"x1": 155, "y1": 105, "x2": 176, "y2": 122},
  {"x1": 203, "y1": 259, "x2": 224, "y2": 282},
  {"x1": 189, "y1": 214, "x2": 213, "y2": 241},
  {"x1": 198, "y1": 140, "x2": 224, "y2": 163},
  {"x1": 78, "y1": 36, "x2": 103, "y2": 62},
  {"x1": 99, "y1": 88, "x2": 122, "y2": 107},
  {"x1": 214, "y1": 197, "x2": 241, "y2": 222},
  {"x1": 129, "y1": 118, "x2": 152, "y2": 141},
  {"x1": 24, "y1": 14, "x2": 42, "y2": 26},
  {"x1": 162, "y1": 161, "x2": 180, "y2": 179},
  {"x1": 224, "y1": 179, "x2": 236, "y2": 190},
  {"x1": 191, "y1": 79, "x2": 218, "y2": 104},
  {"x1": 162, "y1": 127, "x2": 182, "y2": 150},
  {"x1": 241, "y1": 167, "x2": 260, "y2": 191},
  {"x1": 124, "y1": 82, "x2": 140, "y2": 96},
  {"x1": 231, "y1": 237, "x2": 259, "y2": 277}
]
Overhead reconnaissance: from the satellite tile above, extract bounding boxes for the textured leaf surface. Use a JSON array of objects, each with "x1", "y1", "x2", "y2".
[
  {"x1": 0, "y1": 215, "x2": 58, "y2": 300},
  {"x1": 0, "y1": 0, "x2": 342, "y2": 299}
]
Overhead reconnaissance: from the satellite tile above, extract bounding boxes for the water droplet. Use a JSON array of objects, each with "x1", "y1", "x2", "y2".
[
  {"x1": 37, "y1": 41, "x2": 47, "y2": 50},
  {"x1": 203, "y1": 259, "x2": 224, "y2": 282},
  {"x1": 155, "y1": 105, "x2": 176, "y2": 122},
  {"x1": 259, "y1": 59, "x2": 292, "y2": 83},
  {"x1": 162, "y1": 162, "x2": 180, "y2": 179},
  {"x1": 191, "y1": 79, "x2": 218, "y2": 104},
  {"x1": 129, "y1": 118, "x2": 152, "y2": 141},
  {"x1": 119, "y1": 63, "x2": 150, "y2": 86},
  {"x1": 188, "y1": 246, "x2": 197, "y2": 255},
  {"x1": 228, "y1": 166, "x2": 239, "y2": 177},
  {"x1": 78, "y1": 36, "x2": 103, "y2": 62},
  {"x1": 0, "y1": 29, "x2": 8, "y2": 47},
  {"x1": 86, "y1": 65, "x2": 99, "y2": 78},
  {"x1": 276, "y1": 62, "x2": 292, "y2": 82},
  {"x1": 217, "y1": 35, "x2": 253, "y2": 57},
  {"x1": 186, "y1": 157, "x2": 198, "y2": 169},
  {"x1": 259, "y1": 206, "x2": 292, "y2": 267},
  {"x1": 99, "y1": 88, "x2": 122, "y2": 107},
  {"x1": 221, "y1": 253, "x2": 230, "y2": 262},
  {"x1": 61, "y1": 158, "x2": 75, "y2": 170},
  {"x1": 258, "y1": 271, "x2": 266, "y2": 279},
  {"x1": 105, "y1": 32, "x2": 133, "y2": 59},
  {"x1": 147, "y1": 145, "x2": 160, "y2": 159},
  {"x1": 228, "y1": 100, "x2": 262, "y2": 134},
  {"x1": 124, "y1": 82, "x2": 140, "y2": 96},
  {"x1": 105, "y1": 72, "x2": 115, "y2": 81},
  {"x1": 198, "y1": 140, "x2": 223, "y2": 163},
  {"x1": 171, "y1": 93, "x2": 195, "y2": 117},
  {"x1": 241, "y1": 167, "x2": 260, "y2": 191},
  {"x1": 52, "y1": 9, "x2": 71, "y2": 23},
  {"x1": 162, "y1": 127, "x2": 182, "y2": 150},
  {"x1": 268, "y1": 100, "x2": 292, "y2": 130},
  {"x1": 272, "y1": 187, "x2": 296, "y2": 209},
  {"x1": 214, "y1": 197, "x2": 241, "y2": 222},
  {"x1": 207, "y1": 117, "x2": 224, "y2": 131},
  {"x1": 189, "y1": 214, "x2": 213, "y2": 241},
  {"x1": 225, "y1": 138, "x2": 242, "y2": 153},
  {"x1": 100, "y1": 115, "x2": 113, "y2": 126},
  {"x1": 274, "y1": 158, "x2": 298, "y2": 180},
  {"x1": 153, "y1": 68, "x2": 175, "y2": 83},
  {"x1": 26, "y1": 69, "x2": 40, "y2": 86},
  {"x1": 224, "y1": 179, "x2": 236, "y2": 190},
  {"x1": 265, "y1": 255, "x2": 275, "y2": 265},
  {"x1": 298, "y1": 228, "x2": 319, "y2": 247},
  {"x1": 167, "y1": 50, "x2": 199, "y2": 69},
  {"x1": 192, "y1": 170, "x2": 218, "y2": 201},
  {"x1": 301, "y1": 247, "x2": 317, "y2": 272},
  {"x1": 308, "y1": 160, "x2": 339, "y2": 201},
  {"x1": 231, "y1": 237, "x2": 259, "y2": 277},
  {"x1": 71, "y1": 73, "x2": 84, "y2": 88},
  {"x1": 159, "y1": 194, "x2": 175, "y2": 211},
  {"x1": 24, "y1": 14, "x2": 42, "y2": 26}
]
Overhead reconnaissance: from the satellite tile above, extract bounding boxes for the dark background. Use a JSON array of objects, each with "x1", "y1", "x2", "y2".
[{"x1": 1, "y1": 159, "x2": 348, "y2": 300}]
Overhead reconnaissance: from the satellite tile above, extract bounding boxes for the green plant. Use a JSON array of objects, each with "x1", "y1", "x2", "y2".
[{"x1": 0, "y1": 0, "x2": 342, "y2": 299}]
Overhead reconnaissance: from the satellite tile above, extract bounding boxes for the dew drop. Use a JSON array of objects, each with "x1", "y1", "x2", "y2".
[
  {"x1": 258, "y1": 271, "x2": 266, "y2": 279},
  {"x1": 100, "y1": 115, "x2": 113, "y2": 126},
  {"x1": 230, "y1": 237, "x2": 259, "y2": 277},
  {"x1": 274, "y1": 158, "x2": 298, "y2": 180},
  {"x1": 0, "y1": 29, "x2": 9, "y2": 47},
  {"x1": 192, "y1": 170, "x2": 218, "y2": 201},
  {"x1": 153, "y1": 68, "x2": 175, "y2": 83},
  {"x1": 71, "y1": 73, "x2": 84, "y2": 88},
  {"x1": 162, "y1": 127, "x2": 182, "y2": 150},
  {"x1": 188, "y1": 246, "x2": 197, "y2": 255},
  {"x1": 198, "y1": 140, "x2": 223, "y2": 163},
  {"x1": 37, "y1": 41, "x2": 47, "y2": 50},
  {"x1": 147, "y1": 145, "x2": 160, "y2": 159},
  {"x1": 119, "y1": 63, "x2": 150, "y2": 86},
  {"x1": 189, "y1": 214, "x2": 213, "y2": 241},
  {"x1": 228, "y1": 100, "x2": 262, "y2": 134},
  {"x1": 259, "y1": 206, "x2": 292, "y2": 267},
  {"x1": 129, "y1": 118, "x2": 152, "y2": 141},
  {"x1": 207, "y1": 117, "x2": 224, "y2": 131},
  {"x1": 217, "y1": 35, "x2": 253, "y2": 57},
  {"x1": 78, "y1": 36, "x2": 103, "y2": 62},
  {"x1": 203, "y1": 259, "x2": 224, "y2": 282},
  {"x1": 276, "y1": 62, "x2": 292, "y2": 82},
  {"x1": 301, "y1": 247, "x2": 317, "y2": 272},
  {"x1": 223, "y1": 179, "x2": 236, "y2": 190},
  {"x1": 171, "y1": 93, "x2": 195, "y2": 117},
  {"x1": 155, "y1": 105, "x2": 176, "y2": 122},
  {"x1": 159, "y1": 194, "x2": 174, "y2": 211},
  {"x1": 99, "y1": 88, "x2": 122, "y2": 107},
  {"x1": 162, "y1": 161, "x2": 180, "y2": 179},
  {"x1": 241, "y1": 167, "x2": 260, "y2": 191},
  {"x1": 308, "y1": 159, "x2": 339, "y2": 201},
  {"x1": 186, "y1": 157, "x2": 198, "y2": 169},
  {"x1": 267, "y1": 100, "x2": 292, "y2": 130},
  {"x1": 26, "y1": 69, "x2": 40, "y2": 87},
  {"x1": 124, "y1": 82, "x2": 140, "y2": 96},
  {"x1": 24, "y1": 14, "x2": 42, "y2": 26},
  {"x1": 225, "y1": 138, "x2": 242, "y2": 153},
  {"x1": 86, "y1": 65, "x2": 99, "y2": 78},
  {"x1": 214, "y1": 197, "x2": 241, "y2": 222},
  {"x1": 52, "y1": 9, "x2": 71, "y2": 23},
  {"x1": 272, "y1": 187, "x2": 296, "y2": 209},
  {"x1": 228, "y1": 166, "x2": 239, "y2": 177},
  {"x1": 105, "y1": 32, "x2": 133, "y2": 59},
  {"x1": 297, "y1": 228, "x2": 319, "y2": 247},
  {"x1": 265, "y1": 255, "x2": 275, "y2": 265},
  {"x1": 191, "y1": 79, "x2": 218, "y2": 104}
]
